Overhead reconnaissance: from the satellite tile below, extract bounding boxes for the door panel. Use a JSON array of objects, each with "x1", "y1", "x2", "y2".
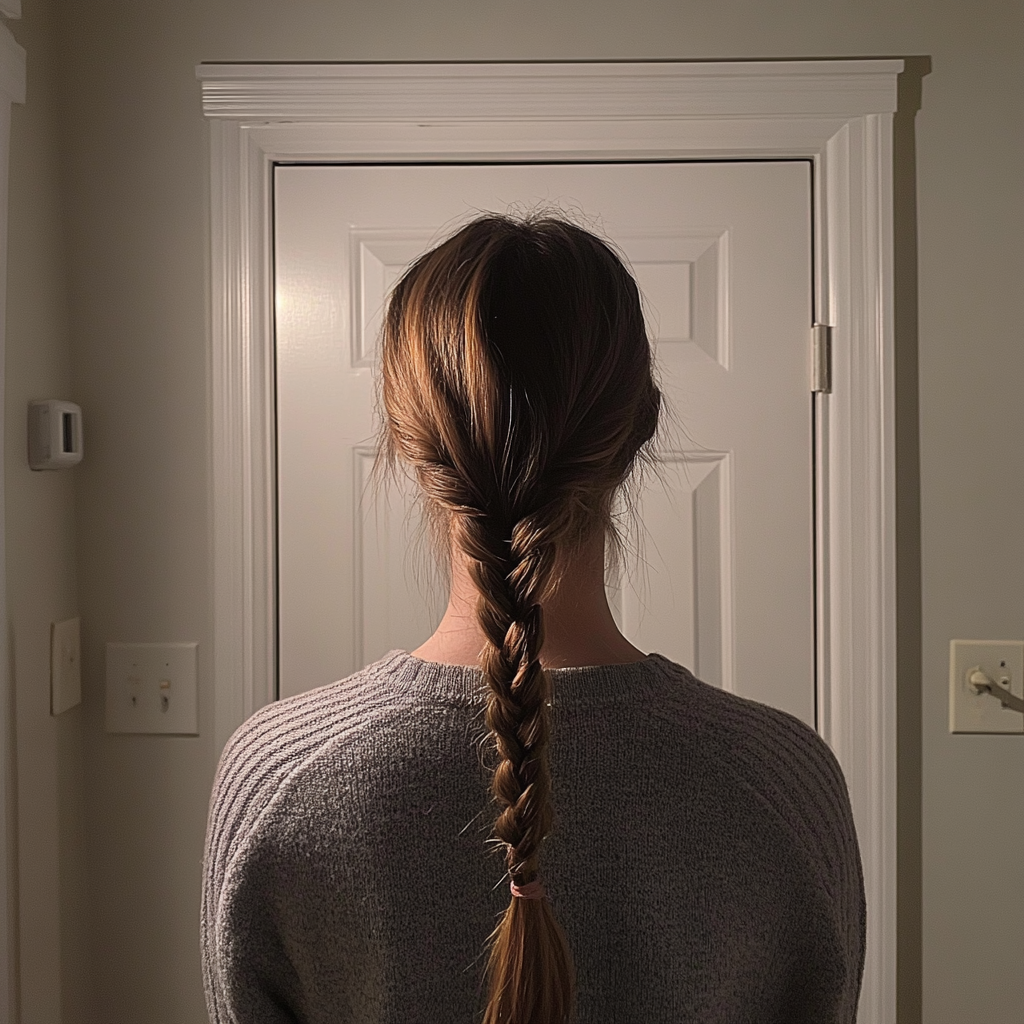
[{"x1": 274, "y1": 161, "x2": 814, "y2": 724}]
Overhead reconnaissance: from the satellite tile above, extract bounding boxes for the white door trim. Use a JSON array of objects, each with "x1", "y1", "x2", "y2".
[
  {"x1": 197, "y1": 59, "x2": 901, "y2": 1024},
  {"x1": 0, "y1": 17, "x2": 25, "y2": 1023}
]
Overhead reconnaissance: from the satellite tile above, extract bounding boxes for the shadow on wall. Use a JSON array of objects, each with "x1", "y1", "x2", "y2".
[{"x1": 893, "y1": 54, "x2": 929, "y2": 1024}]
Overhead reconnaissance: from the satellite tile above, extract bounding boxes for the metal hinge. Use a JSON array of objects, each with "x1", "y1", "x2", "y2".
[{"x1": 812, "y1": 323, "x2": 833, "y2": 394}]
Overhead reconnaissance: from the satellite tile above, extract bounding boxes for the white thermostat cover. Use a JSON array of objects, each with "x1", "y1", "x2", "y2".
[{"x1": 28, "y1": 399, "x2": 83, "y2": 470}]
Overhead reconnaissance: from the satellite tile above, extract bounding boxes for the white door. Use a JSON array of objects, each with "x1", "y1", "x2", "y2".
[{"x1": 274, "y1": 162, "x2": 815, "y2": 725}]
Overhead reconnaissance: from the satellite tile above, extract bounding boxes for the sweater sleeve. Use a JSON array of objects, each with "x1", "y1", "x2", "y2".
[
  {"x1": 708, "y1": 694, "x2": 867, "y2": 1024},
  {"x1": 808, "y1": 735, "x2": 867, "y2": 1024},
  {"x1": 204, "y1": 822, "x2": 306, "y2": 1024},
  {"x1": 201, "y1": 697, "x2": 330, "y2": 1024},
  {"x1": 781, "y1": 736, "x2": 866, "y2": 1024},
  {"x1": 761, "y1": 714, "x2": 867, "y2": 1024}
]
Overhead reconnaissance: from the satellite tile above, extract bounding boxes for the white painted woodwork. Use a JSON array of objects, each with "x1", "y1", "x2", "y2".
[
  {"x1": 274, "y1": 162, "x2": 814, "y2": 729},
  {"x1": 198, "y1": 60, "x2": 900, "y2": 1024},
  {"x1": 0, "y1": 18, "x2": 25, "y2": 1022}
]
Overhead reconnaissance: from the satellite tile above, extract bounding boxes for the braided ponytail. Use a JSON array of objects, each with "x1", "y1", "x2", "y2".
[{"x1": 379, "y1": 214, "x2": 660, "y2": 1023}]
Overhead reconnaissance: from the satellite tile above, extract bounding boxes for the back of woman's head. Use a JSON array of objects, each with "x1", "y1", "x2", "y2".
[{"x1": 378, "y1": 214, "x2": 660, "y2": 1023}]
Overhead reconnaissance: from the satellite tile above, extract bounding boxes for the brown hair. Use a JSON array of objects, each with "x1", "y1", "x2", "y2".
[{"x1": 377, "y1": 214, "x2": 660, "y2": 1023}]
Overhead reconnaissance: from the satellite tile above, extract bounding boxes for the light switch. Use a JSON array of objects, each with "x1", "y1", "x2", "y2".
[
  {"x1": 949, "y1": 640, "x2": 1024, "y2": 734},
  {"x1": 105, "y1": 642, "x2": 198, "y2": 734},
  {"x1": 50, "y1": 617, "x2": 81, "y2": 715}
]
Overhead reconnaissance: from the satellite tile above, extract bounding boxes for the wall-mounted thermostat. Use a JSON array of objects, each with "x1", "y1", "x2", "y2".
[{"x1": 28, "y1": 400, "x2": 83, "y2": 470}]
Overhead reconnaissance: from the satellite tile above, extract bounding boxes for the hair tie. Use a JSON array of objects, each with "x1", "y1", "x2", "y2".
[{"x1": 510, "y1": 877, "x2": 546, "y2": 900}]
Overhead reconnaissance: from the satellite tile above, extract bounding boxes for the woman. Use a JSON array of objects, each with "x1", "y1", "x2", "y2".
[{"x1": 202, "y1": 215, "x2": 865, "y2": 1024}]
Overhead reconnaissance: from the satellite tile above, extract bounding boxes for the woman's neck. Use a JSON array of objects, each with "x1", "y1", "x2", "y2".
[{"x1": 411, "y1": 532, "x2": 648, "y2": 669}]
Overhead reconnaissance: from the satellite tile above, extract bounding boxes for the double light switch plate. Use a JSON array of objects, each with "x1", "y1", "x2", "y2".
[
  {"x1": 105, "y1": 642, "x2": 198, "y2": 734},
  {"x1": 949, "y1": 640, "x2": 1024, "y2": 734}
]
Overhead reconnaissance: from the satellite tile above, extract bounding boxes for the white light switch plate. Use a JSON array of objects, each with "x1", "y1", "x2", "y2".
[
  {"x1": 949, "y1": 639, "x2": 1024, "y2": 734},
  {"x1": 105, "y1": 642, "x2": 198, "y2": 734},
  {"x1": 50, "y1": 617, "x2": 81, "y2": 716}
]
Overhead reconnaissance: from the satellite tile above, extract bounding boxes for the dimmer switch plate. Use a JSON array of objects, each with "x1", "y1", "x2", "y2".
[
  {"x1": 105, "y1": 642, "x2": 198, "y2": 734},
  {"x1": 949, "y1": 640, "x2": 1024, "y2": 734}
]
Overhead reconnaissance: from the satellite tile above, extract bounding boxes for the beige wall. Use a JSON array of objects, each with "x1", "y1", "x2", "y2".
[
  {"x1": 5, "y1": 2, "x2": 90, "y2": 1022},
  {"x1": 6, "y1": 0, "x2": 1019, "y2": 1021}
]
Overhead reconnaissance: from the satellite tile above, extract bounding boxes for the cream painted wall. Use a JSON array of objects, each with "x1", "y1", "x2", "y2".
[
  {"x1": 40, "y1": 0, "x2": 1023, "y2": 1022},
  {"x1": 5, "y1": 2, "x2": 90, "y2": 1022}
]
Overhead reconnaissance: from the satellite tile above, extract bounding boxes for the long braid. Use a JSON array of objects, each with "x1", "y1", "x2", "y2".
[
  {"x1": 411, "y1": 450, "x2": 575, "y2": 1022},
  {"x1": 461, "y1": 506, "x2": 573, "y2": 1024}
]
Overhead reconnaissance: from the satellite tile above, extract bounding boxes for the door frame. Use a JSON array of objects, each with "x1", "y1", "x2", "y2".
[{"x1": 197, "y1": 59, "x2": 901, "y2": 1023}]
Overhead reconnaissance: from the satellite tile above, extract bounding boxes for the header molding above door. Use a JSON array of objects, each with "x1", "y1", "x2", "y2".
[
  {"x1": 197, "y1": 59, "x2": 901, "y2": 1024},
  {"x1": 197, "y1": 59, "x2": 900, "y2": 122}
]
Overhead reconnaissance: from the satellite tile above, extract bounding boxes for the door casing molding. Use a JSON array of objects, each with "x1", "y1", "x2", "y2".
[{"x1": 197, "y1": 59, "x2": 901, "y2": 1024}]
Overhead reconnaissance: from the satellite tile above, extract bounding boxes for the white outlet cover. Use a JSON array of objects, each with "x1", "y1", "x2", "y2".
[
  {"x1": 949, "y1": 639, "x2": 1024, "y2": 734},
  {"x1": 105, "y1": 642, "x2": 198, "y2": 735},
  {"x1": 50, "y1": 616, "x2": 81, "y2": 716}
]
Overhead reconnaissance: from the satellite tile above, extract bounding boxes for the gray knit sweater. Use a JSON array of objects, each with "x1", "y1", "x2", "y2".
[{"x1": 202, "y1": 650, "x2": 865, "y2": 1024}]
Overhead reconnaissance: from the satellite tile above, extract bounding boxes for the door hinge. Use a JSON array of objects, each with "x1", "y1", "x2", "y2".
[{"x1": 812, "y1": 323, "x2": 833, "y2": 394}]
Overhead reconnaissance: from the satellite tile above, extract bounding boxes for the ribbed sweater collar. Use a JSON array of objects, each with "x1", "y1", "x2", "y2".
[{"x1": 377, "y1": 648, "x2": 676, "y2": 705}]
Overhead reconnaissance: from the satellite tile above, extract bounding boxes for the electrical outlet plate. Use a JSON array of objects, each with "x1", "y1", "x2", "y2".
[
  {"x1": 105, "y1": 642, "x2": 198, "y2": 735},
  {"x1": 949, "y1": 640, "x2": 1024, "y2": 734},
  {"x1": 50, "y1": 616, "x2": 81, "y2": 716}
]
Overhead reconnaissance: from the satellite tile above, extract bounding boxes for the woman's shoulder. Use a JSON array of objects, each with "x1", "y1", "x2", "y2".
[
  {"x1": 229, "y1": 650, "x2": 407, "y2": 747},
  {"x1": 651, "y1": 654, "x2": 849, "y2": 800},
  {"x1": 651, "y1": 655, "x2": 861, "y2": 892},
  {"x1": 205, "y1": 653, "x2": 411, "y2": 873},
  {"x1": 219, "y1": 653, "x2": 403, "y2": 773}
]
